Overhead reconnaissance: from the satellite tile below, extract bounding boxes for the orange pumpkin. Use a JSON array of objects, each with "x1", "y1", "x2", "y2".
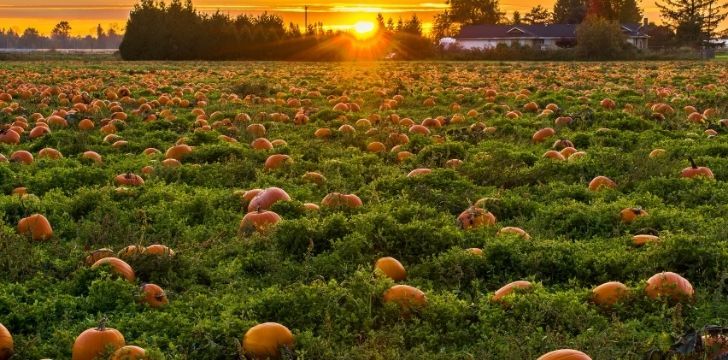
[
  {"x1": 251, "y1": 138, "x2": 274, "y2": 150},
  {"x1": 457, "y1": 206, "x2": 496, "y2": 229},
  {"x1": 36, "y1": 147, "x2": 62, "y2": 160},
  {"x1": 632, "y1": 234, "x2": 659, "y2": 246},
  {"x1": 588, "y1": 176, "x2": 616, "y2": 191},
  {"x1": 619, "y1": 207, "x2": 648, "y2": 223},
  {"x1": 321, "y1": 193, "x2": 363, "y2": 208},
  {"x1": 264, "y1": 154, "x2": 293, "y2": 170},
  {"x1": 383, "y1": 285, "x2": 427, "y2": 310},
  {"x1": 0, "y1": 129, "x2": 20, "y2": 144},
  {"x1": 645, "y1": 272, "x2": 694, "y2": 301},
  {"x1": 115, "y1": 173, "x2": 145, "y2": 186},
  {"x1": 165, "y1": 144, "x2": 192, "y2": 160},
  {"x1": 492, "y1": 280, "x2": 532, "y2": 302},
  {"x1": 242, "y1": 322, "x2": 295, "y2": 360},
  {"x1": 85, "y1": 248, "x2": 115, "y2": 266},
  {"x1": 72, "y1": 321, "x2": 126, "y2": 360},
  {"x1": 537, "y1": 349, "x2": 592, "y2": 360},
  {"x1": 303, "y1": 203, "x2": 320, "y2": 211},
  {"x1": 143, "y1": 244, "x2": 175, "y2": 257},
  {"x1": 111, "y1": 345, "x2": 147, "y2": 360},
  {"x1": 407, "y1": 168, "x2": 432, "y2": 177},
  {"x1": 247, "y1": 187, "x2": 291, "y2": 212},
  {"x1": 532, "y1": 127, "x2": 556, "y2": 143},
  {"x1": 496, "y1": 226, "x2": 530, "y2": 239},
  {"x1": 543, "y1": 150, "x2": 566, "y2": 161},
  {"x1": 91, "y1": 257, "x2": 136, "y2": 282},
  {"x1": 82, "y1": 151, "x2": 103, "y2": 164},
  {"x1": 0, "y1": 323, "x2": 13, "y2": 360},
  {"x1": 374, "y1": 257, "x2": 407, "y2": 281},
  {"x1": 9, "y1": 150, "x2": 33, "y2": 165},
  {"x1": 600, "y1": 98, "x2": 616, "y2": 109},
  {"x1": 240, "y1": 209, "x2": 282, "y2": 233},
  {"x1": 118, "y1": 245, "x2": 145, "y2": 259},
  {"x1": 367, "y1": 142, "x2": 386, "y2": 153},
  {"x1": 466, "y1": 247, "x2": 483, "y2": 255},
  {"x1": 140, "y1": 283, "x2": 168, "y2": 308},
  {"x1": 592, "y1": 281, "x2": 629, "y2": 307},
  {"x1": 17, "y1": 214, "x2": 53, "y2": 241},
  {"x1": 681, "y1": 157, "x2": 714, "y2": 179}
]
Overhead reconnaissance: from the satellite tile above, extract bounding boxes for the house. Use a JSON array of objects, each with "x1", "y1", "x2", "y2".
[{"x1": 447, "y1": 22, "x2": 649, "y2": 50}]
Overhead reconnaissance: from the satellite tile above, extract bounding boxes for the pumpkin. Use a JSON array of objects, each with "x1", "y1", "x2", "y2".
[
  {"x1": 264, "y1": 154, "x2": 293, "y2": 170},
  {"x1": 91, "y1": 257, "x2": 136, "y2": 282},
  {"x1": 143, "y1": 148, "x2": 161, "y2": 156},
  {"x1": 240, "y1": 209, "x2": 282, "y2": 233},
  {"x1": 383, "y1": 285, "x2": 427, "y2": 310},
  {"x1": 408, "y1": 124, "x2": 430, "y2": 135},
  {"x1": 72, "y1": 320, "x2": 126, "y2": 360},
  {"x1": 466, "y1": 248, "x2": 483, "y2": 255},
  {"x1": 247, "y1": 187, "x2": 291, "y2": 212},
  {"x1": 303, "y1": 203, "x2": 320, "y2": 211},
  {"x1": 246, "y1": 123, "x2": 267, "y2": 137},
  {"x1": 82, "y1": 151, "x2": 103, "y2": 164},
  {"x1": 140, "y1": 283, "x2": 168, "y2": 308},
  {"x1": 497, "y1": 226, "x2": 530, "y2": 239},
  {"x1": 600, "y1": 98, "x2": 616, "y2": 109},
  {"x1": 648, "y1": 149, "x2": 666, "y2": 158},
  {"x1": 632, "y1": 234, "x2": 659, "y2": 246},
  {"x1": 242, "y1": 322, "x2": 295, "y2": 360},
  {"x1": 161, "y1": 158, "x2": 181, "y2": 168},
  {"x1": 457, "y1": 206, "x2": 496, "y2": 229},
  {"x1": 532, "y1": 128, "x2": 556, "y2": 143},
  {"x1": 543, "y1": 150, "x2": 566, "y2": 160},
  {"x1": 17, "y1": 214, "x2": 53, "y2": 241},
  {"x1": 588, "y1": 176, "x2": 616, "y2": 191},
  {"x1": 681, "y1": 157, "x2": 714, "y2": 179},
  {"x1": 407, "y1": 168, "x2": 432, "y2": 177},
  {"x1": 143, "y1": 244, "x2": 175, "y2": 257},
  {"x1": 78, "y1": 118, "x2": 95, "y2": 130},
  {"x1": 251, "y1": 138, "x2": 273, "y2": 150},
  {"x1": 367, "y1": 142, "x2": 386, "y2": 153},
  {"x1": 445, "y1": 159, "x2": 464, "y2": 168},
  {"x1": 165, "y1": 144, "x2": 192, "y2": 160},
  {"x1": 85, "y1": 248, "x2": 115, "y2": 266},
  {"x1": 118, "y1": 245, "x2": 145, "y2": 259},
  {"x1": 552, "y1": 139, "x2": 574, "y2": 150},
  {"x1": 115, "y1": 173, "x2": 144, "y2": 186},
  {"x1": 11, "y1": 187, "x2": 26, "y2": 196},
  {"x1": 592, "y1": 281, "x2": 629, "y2": 307},
  {"x1": 0, "y1": 323, "x2": 13, "y2": 360},
  {"x1": 645, "y1": 272, "x2": 694, "y2": 301},
  {"x1": 0, "y1": 129, "x2": 20, "y2": 144},
  {"x1": 703, "y1": 333, "x2": 728, "y2": 359},
  {"x1": 111, "y1": 345, "x2": 147, "y2": 360},
  {"x1": 620, "y1": 207, "x2": 648, "y2": 223},
  {"x1": 554, "y1": 116, "x2": 573, "y2": 126},
  {"x1": 321, "y1": 193, "x2": 363, "y2": 208},
  {"x1": 314, "y1": 128, "x2": 332, "y2": 138},
  {"x1": 241, "y1": 188, "x2": 264, "y2": 203},
  {"x1": 302, "y1": 172, "x2": 326, "y2": 185},
  {"x1": 374, "y1": 257, "x2": 406, "y2": 281},
  {"x1": 492, "y1": 280, "x2": 532, "y2": 302},
  {"x1": 537, "y1": 349, "x2": 592, "y2": 360},
  {"x1": 9, "y1": 150, "x2": 33, "y2": 165}
]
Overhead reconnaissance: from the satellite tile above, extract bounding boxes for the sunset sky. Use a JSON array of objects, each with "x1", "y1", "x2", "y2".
[{"x1": 0, "y1": 0, "x2": 720, "y2": 36}]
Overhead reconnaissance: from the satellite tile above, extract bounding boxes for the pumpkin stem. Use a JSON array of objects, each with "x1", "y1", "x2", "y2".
[
  {"x1": 256, "y1": 206, "x2": 261, "y2": 213},
  {"x1": 97, "y1": 316, "x2": 108, "y2": 331},
  {"x1": 688, "y1": 157, "x2": 697, "y2": 169}
]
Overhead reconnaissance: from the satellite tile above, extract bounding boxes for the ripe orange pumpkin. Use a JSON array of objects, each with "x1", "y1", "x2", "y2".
[
  {"x1": 264, "y1": 154, "x2": 293, "y2": 170},
  {"x1": 600, "y1": 98, "x2": 616, "y2": 109},
  {"x1": 111, "y1": 345, "x2": 147, "y2": 360},
  {"x1": 72, "y1": 321, "x2": 126, "y2": 360},
  {"x1": 466, "y1": 247, "x2": 483, "y2": 255},
  {"x1": 118, "y1": 245, "x2": 145, "y2": 259},
  {"x1": 497, "y1": 226, "x2": 530, "y2": 239},
  {"x1": 242, "y1": 322, "x2": 294, "y2": 360},
  {"x1": 85, "y1": 248, "x2": 115, "y2": 266},
  {"x1": 91, "y1": 257, "x2": 136, "y2": 282},
  {"x1": 681, "y1": 157, "x2": 714, "y2": 179},
  {"x1": 532, "y1": 128, "x2": 556, "y2": 143},
  {"x1": 78, "y1": 119, "x2": 95, "y2": 130},
  {"x1": 165, "y1": 144, "x2": 192, "y2": 160},
  {"x1": 543, "y1": 150, "x2": 566, "y2": 160},
  {"x1": 374, "y1": 257, "x2": 407, "y2": 281},
  {"x1": 0, "y1": 323, "x2": 13, "y2": 360},
  {"x1": 115, "y1": 173, "x2": 145, "y2": 186},
  {"x1": 321, "y1": 193, "x2": 363, "y2": 208},
  {"x1": 592, "y1": 281, "x2": 629, "y2": 307},
  {"x1": 82, "y1": 151, "x2": 103, "y2": 164},
  {"x1": 588, "y1": 176, "x2": 616, "y2": 191},
  {"x1": 143, "y1": 244, "x2": 175, "y2": 257},
  {"x1": 632, "y1": 234, "x2": 659, "y2": 246},
  {"x1": 9, "y1": 150, "x2": 33, "y2": 165},
  {"x1": 247, "y1": 187, "x2": 291, "y2": 212},
  {"x1": 240, "y1": 209, "x2": 282, "y2": 233},
  {"x1": 537, "y1": 349, "x2": 592, "y2": 360},
  {"x1": 645, "y1": 272, "x2": 694, "y2": 301},
  {"x1": 383, "y1": 285, "x2": 427, "y2": 310},
  {"x1": 17, "y1": 214, "x2": 53, "y2": 241},
  {"x1": 0, "y1": 129, "x2": 20, "y2": 145},
  {"x1": 457, "y1": 206, "x2": 496, "y2": 229},
  {"x1": 620, "y1": 207, "x2": 648, "y2": 223},
  {"x1": 367, "y1": 142, "x2": 386, "y2": 153},
  {"x1": 251, "y1": 138, "x2": 274, "y2": 150},
  {"x1": 140, "y1": 283, "x2": 168, "y2": 308},
  {"x1": 492, "y1": 280, "x2": 532, "y2": 302},
  {"x1": 407, "y1": 168, "x2": 432, "y2": 177}
]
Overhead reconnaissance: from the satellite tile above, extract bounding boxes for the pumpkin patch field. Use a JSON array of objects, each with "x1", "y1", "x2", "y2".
[{"x1": 1, "y1": 61, "x2": 728, "y2": 359}]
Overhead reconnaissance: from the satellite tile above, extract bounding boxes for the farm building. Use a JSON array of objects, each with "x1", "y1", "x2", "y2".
[{"x1": 446, "y1": 22, "x2": 649, "y2": 50}]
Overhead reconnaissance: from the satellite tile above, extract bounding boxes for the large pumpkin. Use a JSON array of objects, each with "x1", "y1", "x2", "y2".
[
  {"x1": 242, "y1": 322, "x2": 295, "y2": 360},
  {"x1": 383, "y1": 285, "x2": 427, "y2": 311},
  {"x1": 0, "y1": 323, "x2": 12, "y2": 360},
  {"x1": 537, "y1": 349, "x2": 592, "y2": 360},
  {"x1": 645, "y1": 272, "x2": 694, "y2": 301},
  {"x1": 240, "y1": 210, "x2": 282, "y2": 233},
  {"x1": 592, "y1": 281, "x2": 629, "y2": 307},
  {"x1": 681, "y1": 157, "x2": 714, "y2": 179},
  {"x1": 165, "y1": 144, "x2": 193, "y2": 160},
  {"x1": 140, "y1": 283, "x2": 168, "y2": 308},
  {"x1": 72, "y1": 321, "x2": 126, "y2": 360},
  {"x1": 247, "y1": 187, "x2": 291, "y2": 212},
  {"x1": 374, "y1": 257, "x2": 407, "y2": 281},
  {"x1": 17, "y1": 213, "x2": 53, "y2": 241},
  {"x1": 91, "y1": 257, "x2": 136, "y2": 282},
  {"x1": 111, "y1": 345, "x2": 147, "y2": 360}
]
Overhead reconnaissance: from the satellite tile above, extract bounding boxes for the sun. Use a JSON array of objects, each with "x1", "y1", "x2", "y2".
[{"x1": 352, "y1": 21, "x2": 376, "y2": 39}]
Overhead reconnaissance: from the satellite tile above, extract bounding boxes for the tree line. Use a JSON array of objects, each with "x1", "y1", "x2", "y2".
[
  {"x1": 0, "y1": 22, "x2": 122, "y2": 49},
  {"x1": 119, "y1": 0, "x2": 433, "y2": 60}
]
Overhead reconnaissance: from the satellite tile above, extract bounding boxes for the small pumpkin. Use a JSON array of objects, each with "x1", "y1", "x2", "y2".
[
  {"x1": 9, "y1": 150, "x2": 33, "y2": 165},
  {"x1": 374, "y1": 257, "x2": 406, "y2": 281},
  {"x1": 619, "y1": 207, "x2": 648, "y2": 223},
  {"x1": 117, "y1": 245, "x2": 145, "y2": 259},
  {"x1": 645, "y1": 272, "x2": 694, "y2": 301},
  {"x1": 17, "y1": 214, "x2": 53, "y2": 241},
  {"x1": 407, "y1": 168, "x2": 432, "y2": 177},
  {"x1": 0, "y1": 323, "x2": 13, "y2": 360},
  {"x1": 264, "y1": 154, "x2": 293, "y2": 170},
  {"x1": 537, "y1": 349, "x2": 592, "y2": 360},
  {"x1": 321, "y1": 193, "x2": 363, "y2": 208},
  {"x1": 588, "y1": 176, "x2": 616, "y2": 191},
  {"x1": 532, "y1": 127, "x2": 555, "y2": 143},
  {"x1": 240, "y1": 209, "x2": 282, "y2": 233},
  {"x1": 111, "y1": 345, "x2": 147, "y2": 360},
  {"x1": 242, "y1": 322, "x2": 295, "y2": 360},
  {"x1": 247, "y1": 187, "x2": 291, "y2": 213},
  {"x1": 143, "y1": 244, "x2": 175, "y2": 257},
  {"x1": 492, "y1": 280, "x2": 532, "y2": 302},
  {"x1": 383, "y1": 285, "x2": 427, "y2": 311},
  {"x1": 251, "y1": 138, "x2": 273, "y2": 150},
  {"x1": 85, "y1": 248, "x2": 115, "y2": 266},
  {"x1": 592, "y1": 281, "x2": 629, "y2": 307},
  {"x1": 632, "y1": 234, "x2": 659, "y2": 246},
  {"x1": 457, "y1": 206, "x2": 496, "y2": 229},
  {"x1": 72, "y1": 320, "x2": 126, "y2": 360},
  {"x1": 681, "y1": 157, "x2": 714, "y2": 179},
  {"x1": 91, "y1": 257, "x2": 136, "y2": 282},
  {"x1": 140, "y1": 283, "x2": 168, "y2": 308},
  {"x1": 496, "y1": 226, "x2": 530, "y2": 239},
  {"x1": 302, "y1": 172, "x2": 326, "y2": 185},
  {"x1": 115, "y1": 173, "x2": 144, "y2": 186}
]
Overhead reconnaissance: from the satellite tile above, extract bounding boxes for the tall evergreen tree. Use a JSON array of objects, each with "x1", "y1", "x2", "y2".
[
  {"x1": 656, "y1": 0, "x2": 728, "y2": 46},
  {"x1": 524, "y1": 5, "x2": 552, "y2": 24},
  {"x1": 447, "y1": 0, "x2": 505, "y2": 24},
  {"x1": 511, "y1": 11, "x2": 523, "y2": 24},
  {"x1": 553, "y1": 0, "x2": 588, "y2": 23}
]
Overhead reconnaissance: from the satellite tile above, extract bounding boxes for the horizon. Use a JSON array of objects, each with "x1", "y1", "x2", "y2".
[{"x1": 0, "y1": 0, "x2": 713, "y2": 37}]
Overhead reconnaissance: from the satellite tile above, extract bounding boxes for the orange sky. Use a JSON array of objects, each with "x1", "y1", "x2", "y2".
[{"x1": 0, "y1": 0, "x2": 723, "y2": 36}]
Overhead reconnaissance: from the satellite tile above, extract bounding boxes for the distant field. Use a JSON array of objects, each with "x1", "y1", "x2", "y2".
[{"x1": 0, "y1": 61, "x2": 726, "y2": 359}]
